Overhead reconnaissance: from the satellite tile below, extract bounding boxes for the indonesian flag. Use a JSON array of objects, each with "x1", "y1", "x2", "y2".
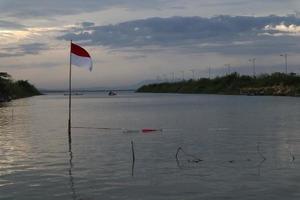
[{"x1": 71, "y1": 42, "x2": 93, "y2": 71}]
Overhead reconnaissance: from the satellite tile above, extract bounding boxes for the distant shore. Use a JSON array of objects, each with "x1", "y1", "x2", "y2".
[
  {"x1": 136, "y1": 72, "x2": 300, "y2": 97},
  {"x1": 0, "y1": 72, "x2": 41, "y2": 102}
]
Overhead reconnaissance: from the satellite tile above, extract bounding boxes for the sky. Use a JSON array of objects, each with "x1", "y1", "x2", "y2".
[{"x1": 1, "y1": 0, "x2": 300, "y2": 89}]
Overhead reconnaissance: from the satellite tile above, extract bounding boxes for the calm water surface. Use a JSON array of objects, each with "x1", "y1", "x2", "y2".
[{"x1": 1, "y1": 92, "x2": 300, "y2": 199}]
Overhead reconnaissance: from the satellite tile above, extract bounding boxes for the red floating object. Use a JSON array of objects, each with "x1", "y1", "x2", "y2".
[{"x1": 142, "y1": 128, "x2": 159, "y2": 133}]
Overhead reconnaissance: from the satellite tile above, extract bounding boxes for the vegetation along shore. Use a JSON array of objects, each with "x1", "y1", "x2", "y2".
[
  {"x1": 0, "y1": 72, "x2": 41, "y2": 102},
  {"x1": 137, "y1": 72, "x2": 300, "y2": 97}
]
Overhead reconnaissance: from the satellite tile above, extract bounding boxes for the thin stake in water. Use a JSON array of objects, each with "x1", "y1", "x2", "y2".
[
  {"x1": 257, "y1": 143, "x2": 266, "y2": 161},
  {"x1": 288, "y1": 145, "x2": 295, "y2": 162},
  {"x1": 175, "y1": 147, "x2": 203, "y2": 169}
]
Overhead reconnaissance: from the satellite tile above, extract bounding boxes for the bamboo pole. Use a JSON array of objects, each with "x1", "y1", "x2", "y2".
[{"x1": 68, "y1": 40, "x2": 72, "y2": 146}]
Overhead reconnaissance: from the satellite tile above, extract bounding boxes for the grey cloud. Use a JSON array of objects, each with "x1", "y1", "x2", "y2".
[
  {"x1": 0, "y1": 0, "x2": 170, "y2": 18},
  {"x1": 0, "y1": 0, "x2": 298, "y2": 21},
  {"x1": 2, "y1": 61, "x2": 61, "y2": 69},
  {"x1": 198, "y1": 0, "x2": 250, "y2": 7},
  {"x1": 0, "y1": 43, "x2": 49, "y2": 57},
  {"x1": 0, "y1": 20, "x2": 25, "y2": 29},
  {"x1": 19, "y1": 43, "x2": 49, "y2": 54},
  {"x1": 81, "y1": 22, "x2": 95, "y2": 28},
  {"x1": 123, "y1": 54, "x2": 147, "y2": 60},
  {"x1": 58, "y1": 15, "x2": 300, "y2": 55}
]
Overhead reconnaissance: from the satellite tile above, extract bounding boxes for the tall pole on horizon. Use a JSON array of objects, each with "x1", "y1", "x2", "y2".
[
  {"x1": 225, "y1": 64, "x2": 231, "y2": 75},
  {"x1": 280, "y1": 53, "x2": 288, "y2": 74},
  {"x1": 171, "y1": 72, "x2": 175, "y2": 82},
  {"x1": 249, "y1": 58, "x2": 256, "y2": 77},
  {"x1": 180, "y1": 70, "x2": 185, "y2": 81},
  {"x1": 209, "y1": 65, "x2": 211, "y2": 79},
  {"x1": 156, "y1": 75, "x2": 161, "y2": 82},
  {"x1": 190, "y1": 69, "x2": 195, "y2": 80},
  {"x1": 68, "y1": 40, "x2": 72, "y2": 145},
  {"x1": 163, "y1": 74, "x2": 168, "y2": 82}
]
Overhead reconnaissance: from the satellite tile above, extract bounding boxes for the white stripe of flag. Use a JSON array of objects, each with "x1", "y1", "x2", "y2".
[{"x1": 71, "y1": 43, "x2": 93, "y2": 71}]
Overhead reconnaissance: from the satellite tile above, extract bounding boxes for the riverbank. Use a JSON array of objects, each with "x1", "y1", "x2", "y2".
[
  {"x1": 136, "y1": 72, "x2": 300, "y2": 97},
  {"x1": 0, "y1": 72, "x2": 41, "y2": 102}
]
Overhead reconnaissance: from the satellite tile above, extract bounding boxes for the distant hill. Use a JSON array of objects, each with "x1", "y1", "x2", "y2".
[
  {"x1": 0, "y1": 72, "x2": 41, "y2": 102},
  {"x1": 137, "y1": 72, "x2": 300, "y2": 97}
]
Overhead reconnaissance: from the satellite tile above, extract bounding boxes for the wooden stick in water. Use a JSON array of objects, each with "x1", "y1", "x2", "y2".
[{"x1": 131, "y1": 141, "x2": 135, "y2": 176}]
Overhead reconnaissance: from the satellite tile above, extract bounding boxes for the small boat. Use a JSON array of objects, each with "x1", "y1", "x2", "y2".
[{"x1": 108, "y1": 91, "x2": 117, "y2": 96}]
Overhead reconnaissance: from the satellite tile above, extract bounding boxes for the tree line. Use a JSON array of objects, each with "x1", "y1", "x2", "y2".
[
  {"x1": 137, "y1": 72, "x2": 300, "y2": 96},
  {"x1": 0, "y1": 72, "x2": 41, "y2": 102}
]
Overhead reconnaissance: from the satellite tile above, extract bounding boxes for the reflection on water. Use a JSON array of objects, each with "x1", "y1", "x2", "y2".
[
  {"x1": 0, "y1": 100, "x2": 31, "y2": 182},
  {"x1": 1, "y1": 93, "x2": 300, "y2": 199},
  {"x1": 257, "y1": 159, "x2": 266, "y2": 176},
  {"x1": 68, "y1": 144, "x2": 77, "y2": 200}
]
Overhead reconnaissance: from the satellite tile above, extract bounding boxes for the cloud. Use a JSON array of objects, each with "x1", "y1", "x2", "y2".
[
  {"x1": 0, "y1": 43, "x2": 49, "y2": 57},
  {"x1": 57, "y1": 15, "x2": 300, "y2": 55},
  {"x1": 0, "y1": 0, "x2": 170, "y2": 18},
  {"x1": 264, "y1": 23, "x2": 300, "y2": 36},
  {"x1": 81, "y1": 22, "x2": 95, "y2": 28},
  {"x1": 0, "y1": 20, "x2": 25, "y2": 29},
  {"x1": 0, "y1": 0, "x2": 296, "y2": 19}
]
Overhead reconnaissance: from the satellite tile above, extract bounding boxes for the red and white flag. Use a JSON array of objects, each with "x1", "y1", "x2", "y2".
[{"x1": 71, "y1": 42, "x2": 93, "y2": 71}]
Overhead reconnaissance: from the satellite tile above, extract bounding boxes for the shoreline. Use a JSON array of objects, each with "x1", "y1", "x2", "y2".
[
  {"x1": 136, "y1": 91, "x2": 300, "y2": 98},
  {"x1": 136, "y1": 72, "x2": 300, "y2": 97},
  {"x1": 0, "y1": 73, "x2": 42, "y2": 103},
  {"x1": 0, "y1": 93, "x2": 42, "y2": 103}
]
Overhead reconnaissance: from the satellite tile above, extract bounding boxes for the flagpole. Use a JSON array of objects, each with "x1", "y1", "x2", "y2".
[{"x1": 68, "y1": 40, "x2": 72, "y2": 145}]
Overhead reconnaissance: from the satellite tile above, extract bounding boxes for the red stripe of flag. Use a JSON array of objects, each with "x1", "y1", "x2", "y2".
[{"x1": 71, "y1": 43, "x2": 91, "y2": 58}]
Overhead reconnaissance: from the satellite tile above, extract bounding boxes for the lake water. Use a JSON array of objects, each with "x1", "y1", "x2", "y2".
[{"x1": 1, "y1": 92, "x2": 300, "y2": 199}]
